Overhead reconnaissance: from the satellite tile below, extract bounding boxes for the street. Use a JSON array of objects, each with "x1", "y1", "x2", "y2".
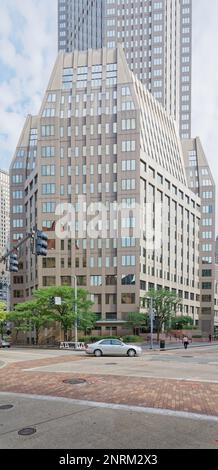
[{"x1": 0, "y1": 346, "x2": 218, "y2": 449}]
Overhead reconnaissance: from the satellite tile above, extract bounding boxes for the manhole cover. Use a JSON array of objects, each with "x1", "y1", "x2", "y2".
[
  {"x1": 63, "y1": 378, "x2": 87, "y2": 385},
  {"x1": 0, "y1": 404, "x2": 14, "y2": 410},
  {"x1": 18, "y1": 427, "x2": 36, "y2": 436}
]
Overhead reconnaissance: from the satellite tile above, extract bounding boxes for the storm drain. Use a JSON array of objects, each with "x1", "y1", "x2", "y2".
[
  {"x1": 18, "y1": 427, "x2": 36, "y2": 436},
  {"x1": 0, "y1": 404, "x2": 14, "y2": 410},
  {"x1": 63, "y1": 378, "x2": 87, "y2": 385},
  {"x1": 105, "y1": 363, "x2": 117, "y2": 366},
  {"x1": 181, "y1": 356, "x2": 193, "y2": 358}
]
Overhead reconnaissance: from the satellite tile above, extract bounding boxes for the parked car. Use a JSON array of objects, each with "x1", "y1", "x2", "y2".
[
  {"x1": 85, "y1": 339, "x2": 142, "y2": 357},
  {"x1": 0, "y1": 340, "x2": 10, "y2": 348}
]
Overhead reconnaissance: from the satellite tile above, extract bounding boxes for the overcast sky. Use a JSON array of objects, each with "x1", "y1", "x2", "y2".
[{"x1": 0, "y1": 0, "x2": 217, "y2": 232}]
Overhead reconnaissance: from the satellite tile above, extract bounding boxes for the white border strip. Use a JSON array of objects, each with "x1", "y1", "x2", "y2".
[{"x1": 1, "y1": 391, "x2": 218, "y2": 423}]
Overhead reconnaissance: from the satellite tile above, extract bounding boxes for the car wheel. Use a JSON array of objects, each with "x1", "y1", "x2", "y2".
[
  {"x1": 127, "y1": 349, "x2": 136, "y2": 357},
  {"x1": 94, "y1": 349, "x2": 102, "y2": 357}
]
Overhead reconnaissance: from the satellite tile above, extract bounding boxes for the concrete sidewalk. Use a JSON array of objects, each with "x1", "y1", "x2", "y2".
[
  {"x1": 1, "y1": 393, "x2": 218, "y2": 449},
  {"x1": 140, "y1": 341, "x2": 218, "y2": 350}
]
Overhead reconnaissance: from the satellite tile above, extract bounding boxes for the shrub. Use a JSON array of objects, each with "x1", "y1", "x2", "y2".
[
  {"x1": 79, "y1": 335, "x2": 118, "y2": 343},
  {"x1": 192, "y1": 335, "x2": 202, "y2": 338},
  {"x1": 122, "y1": 335, "x2": 142, "y2": 343},
  {"x1": 79, "y1": 335, "x2": 142, "y2": 343}
]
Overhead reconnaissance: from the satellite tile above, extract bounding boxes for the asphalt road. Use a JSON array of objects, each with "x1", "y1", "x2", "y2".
[
  {"x1": 0, "y1": 393, "x2": 218, "y2": 449},
  {"x1": 6, "y1": 345, "x2": 218, "y2": 383}
]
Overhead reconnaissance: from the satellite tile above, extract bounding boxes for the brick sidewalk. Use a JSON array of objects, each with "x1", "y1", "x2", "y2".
[{"x1": 0, "y1": 355, "x2": 218, "y2": 417}]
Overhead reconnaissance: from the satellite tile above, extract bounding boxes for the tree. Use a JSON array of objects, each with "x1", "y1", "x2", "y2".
[
  {"x1": 170, "y1": 315, "x2": 194, "y2": 330},
  {"x1": 0, "y1": 301, "x2": 7, "y2": 339},
  {"x1": 33, "y1": 286, "x2": 95, "y2": 341},
  {"x1": 9, "y1": 300, "x2": 52, "y2": 345},
  {"x1": 127, "y1": 312, "x2": 148, "y2": 335},
  {"x1": 7, "y1": 309, "x2": 32, "y2": 342},
  {"x1": 145, "y1": 289, "x2": 182, "y2": 341}
]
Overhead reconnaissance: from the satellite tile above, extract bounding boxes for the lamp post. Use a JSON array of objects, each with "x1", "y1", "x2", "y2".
[
  {"x1": 72, "y1": 275, "x2": 78, "y2": 345},
  {"x1": 149, "y1": 297, "x2": 153, "y2": 349}
]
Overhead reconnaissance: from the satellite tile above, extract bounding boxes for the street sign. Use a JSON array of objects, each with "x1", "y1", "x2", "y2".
[{"x1": 55, "y1": 297, "x2": 62, "y2": 306}]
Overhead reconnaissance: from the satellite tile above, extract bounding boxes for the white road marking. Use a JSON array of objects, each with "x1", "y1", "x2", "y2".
[{"x1": 0, "y1": 391, "x2": 218, "y2": 423}]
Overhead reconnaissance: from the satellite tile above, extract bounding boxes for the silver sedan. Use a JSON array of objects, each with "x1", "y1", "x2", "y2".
[{"x1": 85, "y1": 339, "x2": 142, "y2": 357}]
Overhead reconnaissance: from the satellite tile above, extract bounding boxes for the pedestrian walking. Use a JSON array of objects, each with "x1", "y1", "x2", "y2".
[
  {"x1": 183, "y1": 336, "x2": 189, "y2": 349},
  {"x1": 209, "y1": 334, "x2": 212, "y2": 342}
]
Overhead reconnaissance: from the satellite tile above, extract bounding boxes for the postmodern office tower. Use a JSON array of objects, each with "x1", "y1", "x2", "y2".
[
  {"x1": 58, "y1": 0, "x2": 192, "y2": 139},
  {"x1": 0, "y1": 170, "x2": 10, "y2": 301},
  {"x1": 182, "y1": 139, "x2": 216, "y2": 334},
  {"x1": 10, "y1": 47, "x2": 200, "y2": 339}
]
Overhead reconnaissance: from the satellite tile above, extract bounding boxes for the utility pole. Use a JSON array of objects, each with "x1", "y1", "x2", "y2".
[{"x1": 149, "y1": 298, "x2": 153, "y2": 349}]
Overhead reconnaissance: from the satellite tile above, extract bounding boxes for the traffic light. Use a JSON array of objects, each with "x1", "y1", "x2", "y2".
[
  {"x1": 35, "y1": 230, "x2": 48, "y2": 256},
  {"x1": 9, "y1": 253, "x2": 19, "y2": 272},
  {"x1": 49, "y1": 296, "x2": 55, "y2": 306}
]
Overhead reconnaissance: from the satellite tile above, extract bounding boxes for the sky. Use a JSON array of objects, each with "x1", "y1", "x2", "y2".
[{"x1": 0, "y1": 0, "x2": 217, "y2": 232}]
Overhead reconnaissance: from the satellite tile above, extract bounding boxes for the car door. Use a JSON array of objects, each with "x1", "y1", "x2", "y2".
[
  {"x1": 111, "y1": 339, "x2": 125, "y2": 355},
  {"x1": 98, "y1": 339, "x2": 113, "y2": 355}
]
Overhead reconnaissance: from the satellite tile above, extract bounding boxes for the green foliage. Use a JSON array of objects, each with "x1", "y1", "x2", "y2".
[
  {"x1": 122, "y1": 335, "x2": 142, "y2": 343},
  {"x1": 8, "y1": 299, "x2": 52, "y2": 344},
  {"x1": 127, "y1": 312, "x2": 148, "y2": 333},
  {"x1": 145, "y1": 289, "x2": 182, "y2": 340},
  {"x1": 33, "y1": 287, "x2": 95, "y2": 337},
  {"x1": 0, "y1": 301, "x2": 7, "y2": 339},
  {"x1": 170, "y1": 315, "x2": 194, "y2": 330},
  {"x1": 79, "y1": 335, "x2": 118, "y2": 343},
  {"x1": 8, "y1": 286, "x2": 95, "y2": 343},
  {"x1": 78, "y1": 335, "x2": 142, "y2": 343}
]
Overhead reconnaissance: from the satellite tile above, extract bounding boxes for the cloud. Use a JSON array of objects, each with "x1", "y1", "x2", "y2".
[{"x1": 0, "y1": 0, "x2": 57, "y2": 169}]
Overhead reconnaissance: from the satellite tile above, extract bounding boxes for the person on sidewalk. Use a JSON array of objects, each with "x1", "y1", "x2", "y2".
[
  {"x1": 209, "y1": 334, "x2": 212, "y2": 342},
  {"x1": 183, "y1": 336, "x2": 189, "y2": 349}
]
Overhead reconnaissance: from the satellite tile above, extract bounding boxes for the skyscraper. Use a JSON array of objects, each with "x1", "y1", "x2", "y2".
[
  {"x1": 10, "y1": 46, "x2": 201, "y2": 342},
  {"x1": 58, "y1": 0, "x2": 192, "y2": 139},
  {"x1": 182, "y1": 138, "x2": 216, "y2": 334}
]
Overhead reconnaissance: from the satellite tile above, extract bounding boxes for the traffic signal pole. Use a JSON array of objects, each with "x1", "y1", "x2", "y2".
[
  {"x1": 0, "y1": 232, "x2": 34, "y2": 264},
  {"x1": 0, "y1": 229, "x2": 48, "y2": 268}
]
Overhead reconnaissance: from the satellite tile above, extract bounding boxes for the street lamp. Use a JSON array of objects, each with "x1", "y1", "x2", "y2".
[
  {"x1": 149, "y1": 298, "x2": 154, "y2": 349},
  {"x1": 72, "y1": 275, "x2": 78, "y2": 345}
]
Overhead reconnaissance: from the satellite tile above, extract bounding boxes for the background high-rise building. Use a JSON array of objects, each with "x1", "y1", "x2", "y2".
[
  {"x1": 0, "y1": 170, "x2": 10, "y2": 303},
  {"x1": 58, "y1": 0, "x2": 192, "y2": 139},
  {"x1": 10, "y1": 47, "x2": 200, "y2": 343},
  {"x1": 0, "y1": 170, "x2": 9, "y2": 258},
  {"x1": 182, "y1": 138, "x2": 216, "y2": 334},
  {"x1": 216, "y1": 236, "x2": 218, "y2": 265}
]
